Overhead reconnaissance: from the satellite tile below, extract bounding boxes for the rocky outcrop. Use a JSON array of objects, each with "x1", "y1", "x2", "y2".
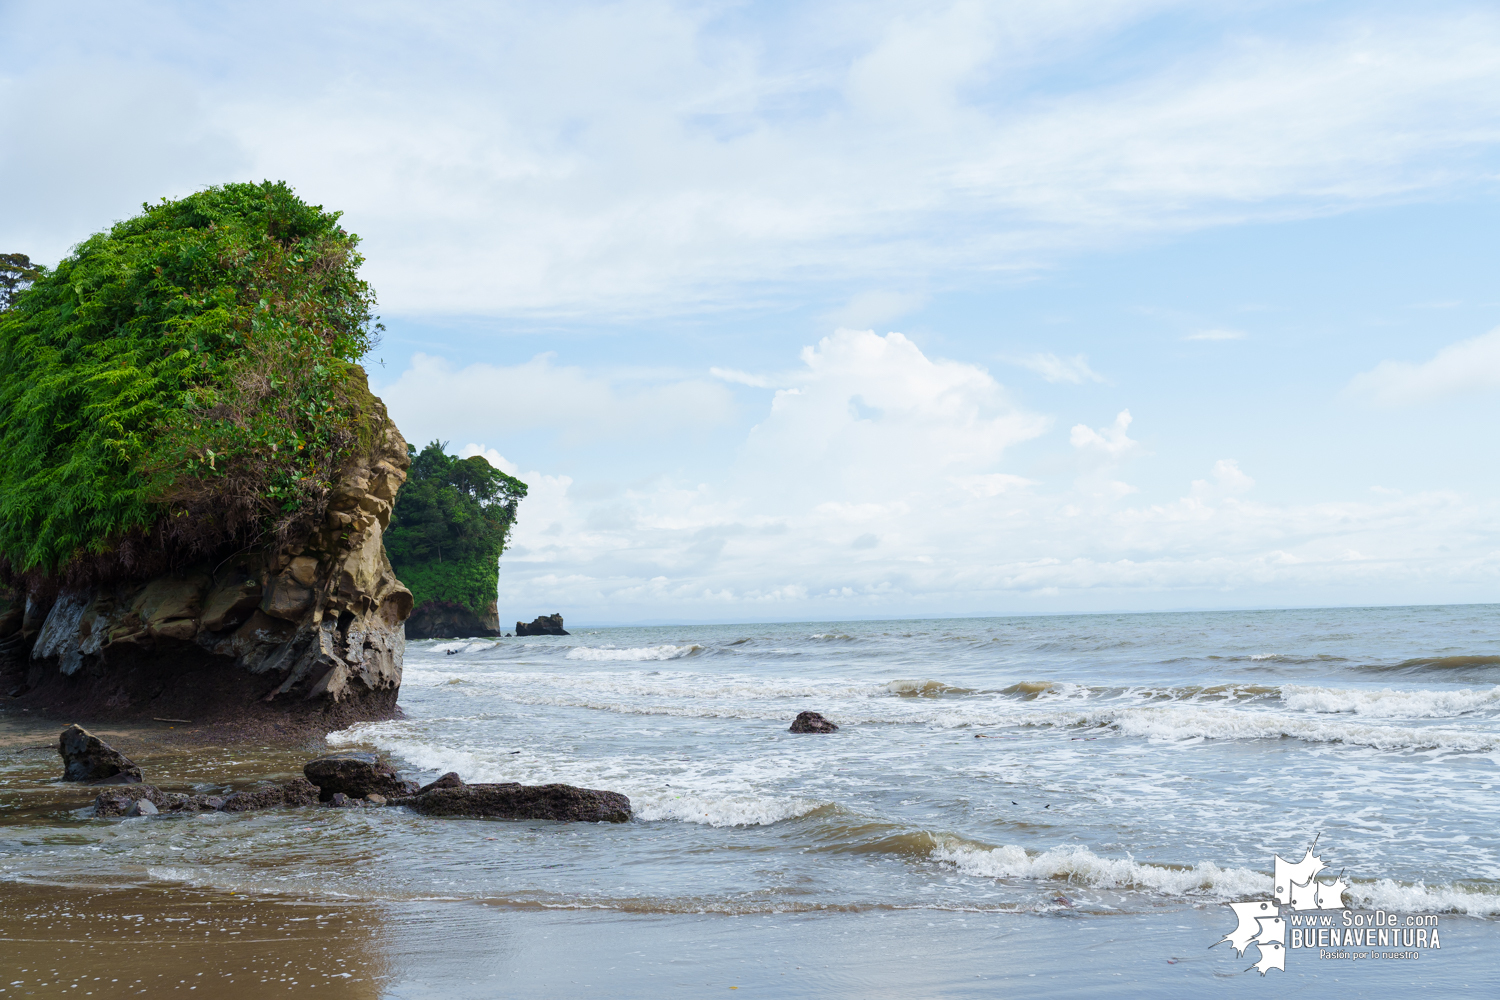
[
  {"x1": 515, "y1": 613, "x2": 568, "y2": 636},
  {"x1": 0, "y1": 382, "x2": 415, "y2": 731},
  {"x1": 303, "y1": 751, "x2": 419, "y2": 801},
  {"x1": 406, "y1": 599, "x2": 501, "y2": 640},
  {"x1": 94, "y1": 778, "x2": 320, "y2": 817},
  {"x1": 396, "y1": 778, "x2": 631, "y2": 822},
  {"x1": 789, "y1": 711, "x2": 839, "y2": 733},
  {"x1": 59, "y1": 724, "x2": 142, "y2": 783}
]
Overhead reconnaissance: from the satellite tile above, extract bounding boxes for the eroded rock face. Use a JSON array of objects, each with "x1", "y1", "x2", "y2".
[
  {"x1": 59, "y1": 724, "x2": 143, "y2": 783},
  {"x1": 397, "y1": 778, "x2": 631, "y2": 822},
  {"x1": 406, "y1": 599, "x2": 501, "y2": 640},
  {"x1": 515, "y1": 614, "x2": 568, "y2": 636},
  {"x1": 789, "y1": 711, "x2": 839, "y2": 734},
  {"x1": 303, "y1": 752, "x2": 418, "y2": 801},
  {"x1": 4, "y1": 378, "x2": 416, "y2": 730}
]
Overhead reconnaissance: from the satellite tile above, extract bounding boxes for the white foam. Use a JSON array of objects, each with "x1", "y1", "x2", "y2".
[
  {"x1": 632, "y1": 791, "x2": 824, "y2": 828},
  {"x1": 1281, "y1": 684, "x2": 1500, "y2": 719},
  {"x1": 933, "y1": 841, "x2": 1271, "y2": 898},
  {"x1": 932, "y1": 842, "x2": 1500, "y2": 914},
  {"x1": 566, "y1": 644, "x2": 703, "y2": 662}
]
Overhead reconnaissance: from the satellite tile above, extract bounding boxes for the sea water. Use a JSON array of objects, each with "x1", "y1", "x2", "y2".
[{"x1": 3, "y1": 604, "x2": 1499, "y2": 996}]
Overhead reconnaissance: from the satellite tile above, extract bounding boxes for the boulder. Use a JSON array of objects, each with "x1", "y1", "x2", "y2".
[
  {"x1": 515, "y1": 614, "x2": 569, "y2": 636},
  {"x1": 125, "y1": 798, "x2": 159, "y2": 817},
  {"x1": 789, "y1": 711, "x2": 839, "y2": 734},
  {"x1": 303, "y1": 751, "x2": 419, "y2": 801},
  {"x1": 58, "y1": 724, "x2": 143, "y2": 783},
  {"x1": 418, "y1": 771, "x2": 464, "y2": 794},
  {"x1": 397, "y1": 781, "x2": 631, "y2": 822}
]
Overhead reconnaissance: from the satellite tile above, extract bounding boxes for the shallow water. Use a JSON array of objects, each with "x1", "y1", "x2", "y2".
[{"x1": 3, "y1": 604, "x2": 1498, "y2": 995}]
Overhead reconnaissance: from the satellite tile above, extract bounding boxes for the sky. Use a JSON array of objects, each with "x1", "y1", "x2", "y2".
[{"x1": 3, "y1": 0, "x2": 1499, "y2": 623}]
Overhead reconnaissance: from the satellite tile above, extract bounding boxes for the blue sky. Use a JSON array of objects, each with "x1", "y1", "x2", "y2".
[{"x1": 3, "y1": 1, "x2": 1499, "y2": 621}]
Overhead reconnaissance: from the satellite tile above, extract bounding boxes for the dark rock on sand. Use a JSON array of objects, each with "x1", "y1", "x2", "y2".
[
  {"x1": 789, "y1": 711, "x2": 839, "y2": 734},
  {"x1": 59, "y1": 724, "x2": 143, "y2": 783},
  {"x1": 515, "y1": 613, "x2": 569, "y2": 636},
  {"x1": 398, "y1": 779, "x2": 630, "y2": 823},
  {"x1": 92, "y1": 777, "x2": 320, "y2": 817},
  {"x1": 304, "y1": 751, "x2": 419, "y2": 801}
]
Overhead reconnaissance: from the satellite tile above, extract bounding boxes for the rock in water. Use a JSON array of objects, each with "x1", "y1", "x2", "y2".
[
  {"x1": 399, "y1": 782, "x2": 631, "y2": 822},
  {"x1": 789, "y1": 711, "x2": 839, "y2": 734},
  {"x1": 92, "y1": 778, "x2": 320, "y2": 817},
  {"x1": 515, "y1": 614, "x2": 569, "y2": 636},
  {"x1": 58, "y1": 724, "x2": 143, "y2": 783},
  {"x1": 304, "y1": 752, "x2": 419, "y2": 801},
  {"x1": 125, "y1": 798, "x2": 158, "y2": 817},
  {"x1": 418, "y1": 771, "x2": 464, "y2": 794}
]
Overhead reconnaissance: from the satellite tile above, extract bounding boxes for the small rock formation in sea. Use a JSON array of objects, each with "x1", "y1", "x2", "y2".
[
  {"x1": 303, "y1": 751, "x2": 419, "y2": 800},
  {"x1": 59, "y1": 724, "x2": 143, "y2": 783},
  {"x1": 789, "y1": 711, "x2": 839, "y2": 734},
  {"x1": 396, "y1": 774, "x2": 630, "y2": 823},
  {"x1": 515, "y1": 613, "x2": 569, "y2": 636}
]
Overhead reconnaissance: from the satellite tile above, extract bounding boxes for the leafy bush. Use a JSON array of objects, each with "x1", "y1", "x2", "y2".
[
  {"x1": 385, "y1": 442, "x2": 527, "y2": 617},
  {"x1": 0, "y1": 181, "x2": 381, "y2": 585}
]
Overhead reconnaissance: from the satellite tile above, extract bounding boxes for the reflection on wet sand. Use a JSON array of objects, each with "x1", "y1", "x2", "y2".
[{"x1": 0, "y1": 882, "x2": 386, "y2": 997}]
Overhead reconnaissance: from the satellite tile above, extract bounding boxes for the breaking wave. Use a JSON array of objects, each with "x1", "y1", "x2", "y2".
[{"x1": 566, "y1": 644, "x2": 703, "y2": 662}]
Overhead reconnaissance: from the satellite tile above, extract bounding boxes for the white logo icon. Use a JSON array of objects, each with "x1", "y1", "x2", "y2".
[{"x1": 1215, "y1": 840, "x2": 1347, "y2": 975}]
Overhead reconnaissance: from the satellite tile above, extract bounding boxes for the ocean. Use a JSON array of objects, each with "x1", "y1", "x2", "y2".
[{"x1": 3, "y1": 604, "x2": 1499, "y2": 996}]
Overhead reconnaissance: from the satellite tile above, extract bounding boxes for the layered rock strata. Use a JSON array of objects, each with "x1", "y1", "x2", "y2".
[{"x1": 1, "y1": 390, "x2": 415, "y2": 730}]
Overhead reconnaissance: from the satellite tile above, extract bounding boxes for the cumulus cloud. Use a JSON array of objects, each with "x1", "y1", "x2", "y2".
[
  {"x1": 385, "y1": 333, "x2": 1500, "y2": 623},
  {"x1": 1346, "y1": 327, "x2": 1500, "y2": 405},
  {"x1": 1008, "y1": 352, "x2": 1105, "y2": 383},
  {"x1": 1070, "y1": 410, "x2": 1140, "y2": 458}
]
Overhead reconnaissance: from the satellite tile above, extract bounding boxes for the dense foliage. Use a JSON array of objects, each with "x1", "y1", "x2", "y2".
[
  {"x1": 0, "y1": 182, "x2": 381, "y2": 583},
  {"x1": 385, "y1": 442, "x2": 527, "y2": 618},
  {"x1": 0, "y1": 253, "x2": 41, "y2": 311}
]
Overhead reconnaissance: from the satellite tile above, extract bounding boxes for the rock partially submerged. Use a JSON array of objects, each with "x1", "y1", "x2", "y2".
[
  {"x1": 59, "y1": 724, "x2": 142, "y2": 783},
  {"x1": 515, "y1": 614, "x2": 568, "y2": 636},
  {"x1": 397, "y1": 776, "x2": 630, "y2": 823},
  {"x1": 789, "y1": 711, "x2": 838, "y2": 734},
  {"x1": 303, "y1": 751, "x2": 419, "y2": 801},
  {"x1": 94, "y1": 778, "x2": 320, "y2": 817}
]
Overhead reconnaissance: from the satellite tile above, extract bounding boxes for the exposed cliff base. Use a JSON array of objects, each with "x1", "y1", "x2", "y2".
[{"x1": 405, "y1": 598, "x2": 501, "y2": 640}]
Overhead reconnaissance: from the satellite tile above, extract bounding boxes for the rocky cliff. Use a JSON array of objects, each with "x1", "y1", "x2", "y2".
[{"x1": 0, "y1": 394, "x2": 414, "y2": 731}]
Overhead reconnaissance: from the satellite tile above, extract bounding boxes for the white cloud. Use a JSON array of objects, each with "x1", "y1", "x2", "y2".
[
  {"x1": 428, "y1": 333, "x2": 1500, "y2": 622},
  {"x1": 1008, "y1": 352, "x2": 1105, "y2": 383},
  {"x1": 1346, "y1": 327, "x2": 1500, "y2": 405},
  {"x1": 1190, "y1": 459, "x2": 1255, "y2": 500},
  {"x1": 374, "y1": 353, "x2": 735, "y2": 448},
  {"x1": 1182, "y1": 329, "x2": 1247, "y2": 341},
  {"x1": 1070, "y1": 409, "x2": 1140, "y2": 458},
  {"x1": 6, "y1": 5, "x2": 1500, "y2": 314}
]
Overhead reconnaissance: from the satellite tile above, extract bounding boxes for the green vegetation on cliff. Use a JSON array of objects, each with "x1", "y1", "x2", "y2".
[
  {"x1": 385, "y1": 442, "x2": 527, "y2": 620},
  {"x1": 0, "y1": 182, "x2": 381, "y2": 583}
]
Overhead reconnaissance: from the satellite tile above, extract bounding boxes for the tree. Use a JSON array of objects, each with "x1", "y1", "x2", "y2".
[
  {"x1": 385, "y1": 441, "x2": 528, "y2": 619},
  {"x1": 0, "y1": 253, "x2": 41, "y2": 311},
  {"x1": 0, "y1": 182, "x2": 382, "y2": 584}
]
